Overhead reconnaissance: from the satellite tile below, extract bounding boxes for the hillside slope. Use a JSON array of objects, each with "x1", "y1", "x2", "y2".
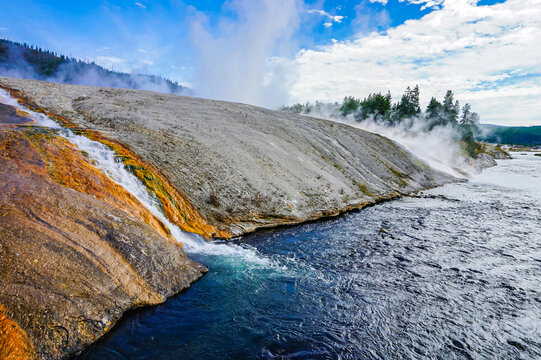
[
  {"x1": 0, "y1": 39, "x2": 188, "y2": 95},
  {"x1": 0, "y1": 77, "x2": 454, "y2": 237},
  {"x1": 478, "y1": 124, "x2": 541, "y2": 146}
]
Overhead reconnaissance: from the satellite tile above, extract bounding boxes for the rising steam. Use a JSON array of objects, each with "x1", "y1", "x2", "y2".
[
  {"x1": 189, "y1": 0, "x2": 300, "y2": 108},
  {"x1": 349, "y1": 118, "x2": 476, "y2": 178},
  {"x1": 302, "y1": 108, "x2": 479, "y2": 179},
  {"x1": 0, "y1": 40, "x2": 189, "y2": 95}
]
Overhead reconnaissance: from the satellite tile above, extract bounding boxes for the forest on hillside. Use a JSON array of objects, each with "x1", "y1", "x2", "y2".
[
  {"x1": 478, "y1": 125, "x2": 541, "y2": 146},
  {"x1": 0, "y1": 39, "x2": 188, "y2": 95},
  {"x1": 283, "y1": 86, "x2": 482, "y2": 157}
]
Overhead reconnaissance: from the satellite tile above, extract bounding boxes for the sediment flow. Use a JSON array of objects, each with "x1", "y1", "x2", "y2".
[
  {"x1": 0, "y1": 76, "x2": 459, "y2": 359},
  {"x1": 0, "y1": 92, "x2": 206, "y2": 359},
  {"x1": 1, "y1": 77, "x2": 453, "y2": 238}
]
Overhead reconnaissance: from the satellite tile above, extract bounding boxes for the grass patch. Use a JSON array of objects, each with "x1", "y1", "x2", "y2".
[
  {"x1": 353, "y1": 180, "x2": 374, "y2": 197},
  {"x1": 386, "y1": 164, "x2": 410, "y2": 187}
]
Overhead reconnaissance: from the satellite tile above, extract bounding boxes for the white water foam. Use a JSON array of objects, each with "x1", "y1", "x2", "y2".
[
  {"x1": 0, "y1": 90, "x2": 61, "y2": 129},
  {"x1": 0, "y1": 89, "x2": 269, "y2": 265}
]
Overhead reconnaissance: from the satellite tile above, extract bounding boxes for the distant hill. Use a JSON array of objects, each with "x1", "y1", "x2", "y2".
[
  {"x1": 0, "y1": 39, "x2": 188, "y2": 95},
  {"x1": 478, "y1": 124, "x2": 541, "y2": 146}
]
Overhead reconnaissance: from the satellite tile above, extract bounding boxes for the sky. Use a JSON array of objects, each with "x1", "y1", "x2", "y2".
[{"x1": 0, "y1": 0, "x2": 539, "y2": 125}]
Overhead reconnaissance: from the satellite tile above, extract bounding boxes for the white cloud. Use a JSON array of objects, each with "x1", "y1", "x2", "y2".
[
  {"x1": 142, "y1": 59, "x2": 154, "y2": 65},
  {"x1": 371, "y1": 0, "x2": 446, "y2": 10},
  {"x1": 372, "y1": 0, "x2": 485, "y2": 11},
  {"x1": 134, "y1": 2, "x2": 146, "y2": 9},
  {"x1": 0, "y1": 27, "x2": 8, "y2": 31},
  {"x1": 306, "y1": 9, "x2": 344, "y2": 27},
  {"x1": 400, "y1": 0, "x2": 446, "y2": 10},
  {"x1": 137, "y1": 49, "x2": 149, "y2": 53},
  {"x1": 95, "y1": 56, "x2": 128, "y2": 71},
  {"x1": 289, "y1": 0, "x2": 541, "y2": 125},
  {"x1": 96, "y1": 56, "x2": 125, "y2": 64}
]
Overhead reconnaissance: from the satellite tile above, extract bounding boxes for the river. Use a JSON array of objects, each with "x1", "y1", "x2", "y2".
[{"x1": 75, "y1": 153, "x2": 541, "y2": 360}]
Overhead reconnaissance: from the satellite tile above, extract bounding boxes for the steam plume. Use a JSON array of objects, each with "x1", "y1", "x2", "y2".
[
  {"x1": 189, "y1": 0, "x2": 300, "y2": 108},
  {"x1": 302, "y1": 108, "x2": 478, "y2": 178}
]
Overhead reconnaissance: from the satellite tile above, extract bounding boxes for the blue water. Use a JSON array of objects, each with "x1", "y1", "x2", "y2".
[{"x1": 77, "y1": 154, "x2": 541, "y2": 359}]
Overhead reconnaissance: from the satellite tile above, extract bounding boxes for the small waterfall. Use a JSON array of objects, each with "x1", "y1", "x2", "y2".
[{"x1": 0, "y1": 89, "x2": 269, "y2": 265}]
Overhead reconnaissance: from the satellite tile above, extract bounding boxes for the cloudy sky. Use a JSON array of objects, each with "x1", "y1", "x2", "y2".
[{"x1": 1, "y1": 0, "x2": 540, "y2": 125}]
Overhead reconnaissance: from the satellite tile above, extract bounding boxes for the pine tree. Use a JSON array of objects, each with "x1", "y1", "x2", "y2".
[
  {"x1": 357, "y1": 91, "x2": 392, "y2": 121},
  {"x1": 460, "y1": 103, "x2": 471, "y2": 125},
  {"x1": 426, "y1": 97, "x2": 442, "y2": 120},
  {"x1": 393, "y1": 85, "x2": 421, "y2": 123},
  {"x1": 442, "y1": 90, "x2": 459, "y2": 124},
  {"x1": 340, "y1": 96, "x2": 361, "y2": 116}
]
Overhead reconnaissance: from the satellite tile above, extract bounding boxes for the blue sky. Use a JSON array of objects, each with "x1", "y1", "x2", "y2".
[
  {"x1": 0, "y1": 0, "x2": 538, "y2": 125},
  {"x1": 0, "y1": 0, "x2": 447, "y2": 76}
]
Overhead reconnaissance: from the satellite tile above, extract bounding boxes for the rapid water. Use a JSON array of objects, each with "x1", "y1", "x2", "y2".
[{"x1": 76, "y1": 153, "x2": 541, "y2": 360}]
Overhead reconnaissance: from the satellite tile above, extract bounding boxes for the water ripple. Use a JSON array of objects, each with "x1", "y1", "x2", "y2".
[{"x1": 78, "y1": 154, "x2": 541, "y2": 360}]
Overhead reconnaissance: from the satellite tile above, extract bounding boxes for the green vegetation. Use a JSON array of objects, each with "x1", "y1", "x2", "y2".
[
  {"x1": 0, "y1": 39, "x2": 187, "y2": 94},
  {"x1": 478, "y1": 125, "x2": 541, "y2": 146},
  {"x1": 353, "y1": 180, "x2": 374, "y2": 197},
  {"x1": 386, "y1": 164, "x2": 410, "y2": 187},
  {"x1": 358, "y1": 92, "x2": 392, "y2": 122},
  {"x1": 392, "y1": 85, "x2": 421, "y2": 123},
  {"x1": 22, "y1": 45, "x2": 65, "y2": 77},
  {"x1": 283, "y1": 86, "x2": 483, "y2": 158}
]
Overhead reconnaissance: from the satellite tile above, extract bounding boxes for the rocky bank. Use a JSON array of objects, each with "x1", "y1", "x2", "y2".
[
  {"x1": 0, "y1": 77, "x2": 459, "y2": 358},
  {"x1": 0, "y1": 77, "x2": 453, "y2": 238},
  {"x1": 0, "y1": 100, "x2": 205, "y2": 359}
]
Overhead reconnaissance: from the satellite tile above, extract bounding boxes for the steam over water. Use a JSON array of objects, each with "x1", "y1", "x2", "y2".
[{"x1": 78, "y1": 153, "x2": 541, "y2": 359}]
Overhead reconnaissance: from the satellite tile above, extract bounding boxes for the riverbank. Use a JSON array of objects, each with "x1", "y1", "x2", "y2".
[
  {"x1": 0, "y1": 76, "x2": 488, "y2": 359},
  {"x1": 79, "y1": 153, "x2": 541, "y2": 360}
]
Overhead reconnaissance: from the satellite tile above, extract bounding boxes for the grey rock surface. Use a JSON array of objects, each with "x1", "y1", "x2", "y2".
[{"x1": 0, "y1": 77, "x2": 454, "y2": 237}]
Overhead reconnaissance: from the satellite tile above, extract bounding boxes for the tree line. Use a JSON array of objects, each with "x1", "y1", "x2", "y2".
[
  {"x1": 282, "y1": 86, "x2": 482, "y2": 157},
  {"x1": 0, "y1": 38, "x2": 188, "y2": 95}
]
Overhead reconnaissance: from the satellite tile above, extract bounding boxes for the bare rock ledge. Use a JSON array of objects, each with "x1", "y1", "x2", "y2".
[{"x1": 1, "y1": 77, "x2": 454, "y2": 238}]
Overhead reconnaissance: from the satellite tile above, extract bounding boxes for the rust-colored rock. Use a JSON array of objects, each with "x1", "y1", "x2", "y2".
[
  {"x1": 83, "y1": 133, "x2": 232, "y2": 239},
  {"x1": 0, "y1": 305, "x2": 35, "y2": 360},
  {"x1": 0, "y1": 127, "x2": 206, "y2": 359},
  {"x1": 0, "y1": 102, "x2": 34, "y2": 129},
  {"x1": 1, "y1": 86, "x2": 230, "y2": 239}
]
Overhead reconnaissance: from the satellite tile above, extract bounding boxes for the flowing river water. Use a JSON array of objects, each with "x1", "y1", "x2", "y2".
[
  {"x1": 1, "y1": 90, "x2": 539, "y2": 359},
  {"x1": 76, "y1": 153, "x2": 541, "y2": 360}
]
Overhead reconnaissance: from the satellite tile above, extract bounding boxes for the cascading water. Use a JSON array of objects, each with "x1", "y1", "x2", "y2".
[{"x1": 0, "y1": 89, "x2": 269, "y2": 265}]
